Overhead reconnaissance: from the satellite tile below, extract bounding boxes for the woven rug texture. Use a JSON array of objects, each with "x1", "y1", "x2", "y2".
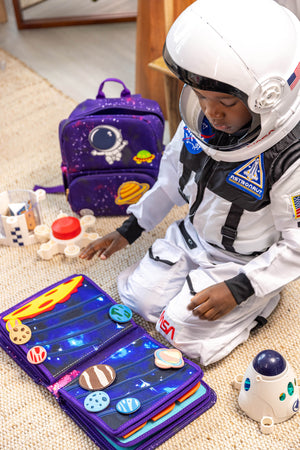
[{"x1": 0, "y1": 48, "x2": 299, "y2": 450}]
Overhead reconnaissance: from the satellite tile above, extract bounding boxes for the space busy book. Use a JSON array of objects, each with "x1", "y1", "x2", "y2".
[{"x1": 0, "y1": 274, "x2": 216, "y2": 450}]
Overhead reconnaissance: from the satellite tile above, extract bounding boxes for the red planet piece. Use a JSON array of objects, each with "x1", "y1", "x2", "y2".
[{"x1": 27, "y1": 346, "x2": 47, "y2": 364}]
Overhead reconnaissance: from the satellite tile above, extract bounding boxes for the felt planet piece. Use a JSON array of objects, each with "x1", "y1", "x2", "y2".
[
  {"x1": 9, "y1": 323, "x2": 32, "y2": 345},
  {"x1": 115, "y1": 181, "x2": 150, "y2": 205},
  {"x1": 116, "y1": 398, "x2": 141, "y2": 415},
  {"x1": 154, "y1": 348, "x2": 185, "y2": 369},
  {"x1": 79, "y1": 364, "x2": 116, "y2": 391},
  {"x1": 109, "y1": 304, "x2": 132, "y2": 323},
  {"x1": 27, "y1": 346, "x2": 47, "y2": 364},
  {"x1": 84, "y1": 391, "x2": 110, "y2": 413}
]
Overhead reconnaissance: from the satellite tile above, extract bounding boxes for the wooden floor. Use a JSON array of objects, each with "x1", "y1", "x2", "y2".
[{"x1": 0, "y1": 0, "x2": 137, "y2": 101}]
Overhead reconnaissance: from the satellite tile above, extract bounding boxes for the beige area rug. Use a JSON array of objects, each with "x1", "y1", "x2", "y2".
[{"x1": 0, "y1": 48, "x2": 299, "y2": 450}]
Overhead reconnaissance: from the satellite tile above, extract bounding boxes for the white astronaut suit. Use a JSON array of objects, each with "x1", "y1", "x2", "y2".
[{"x1": 117, "y1": 0, "x2": 300, "y2": 365}]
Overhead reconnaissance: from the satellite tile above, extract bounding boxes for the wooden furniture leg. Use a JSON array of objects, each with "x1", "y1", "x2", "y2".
[
  {"x1": 148, "y1": 55, "x2": 183, "y2": 138},
  {"x1": 136, "y1": 0, "x2": 194, "y2": 137},
  {"x1": 163, "y1": 74, "x2": 182, "y2": 138},
  {"x1": 0, "y1": 0, "x2": 7, "y2": 23},
  {"x1": 135, "y1": 0, "x2": 167, "y2": 117}
]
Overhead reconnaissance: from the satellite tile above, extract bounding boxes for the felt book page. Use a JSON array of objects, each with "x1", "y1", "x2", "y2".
[
  {"x1": 0, "y1": 274, "x2": 216, "y2": 449},
  {"x1": 0, "y1": 275, "x2": 136, "y2": 385}
]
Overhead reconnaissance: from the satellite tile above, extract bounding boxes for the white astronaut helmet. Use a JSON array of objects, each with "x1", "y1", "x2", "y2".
[{"x1": 164, "y1": 0, "x2": 300, "y2": 162}]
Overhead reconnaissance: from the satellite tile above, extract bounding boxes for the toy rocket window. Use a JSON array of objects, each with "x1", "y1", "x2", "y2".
[
  {"x1": 244, "y1": 377, "x2": 250, "y2": 391},
  {"x1": 288, "y1": 382, "x2": 294, "y2": 396}
]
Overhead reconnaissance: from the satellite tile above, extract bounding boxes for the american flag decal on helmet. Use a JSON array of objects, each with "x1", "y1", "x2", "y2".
[
  {"x1": 291, "y1": 194, "x2": 300, "y2": 219},
  {"x1": 287, "y1": 62, "x2": 300, "y2": 90}
]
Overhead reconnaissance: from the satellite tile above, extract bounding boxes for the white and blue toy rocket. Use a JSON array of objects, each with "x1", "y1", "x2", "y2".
[
  {"x1": 0, "y1": 189, "x2": 46, "y2": 247},
  {"x1": 233, "y1": 350, "x2": 299, "y2": 434}
]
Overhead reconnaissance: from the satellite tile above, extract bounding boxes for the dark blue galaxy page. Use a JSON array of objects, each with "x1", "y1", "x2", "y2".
[
  {"x1": 0, "y1": 274, "x2": 136, "y2": 384},
  {"x1": 60, "y1": 331, "x2": 202, "y2": 435}
]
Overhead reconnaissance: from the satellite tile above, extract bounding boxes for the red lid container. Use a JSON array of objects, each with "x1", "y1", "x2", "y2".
[{"x1": 51, "y1": 217, "x2": 81, "y2": 240}]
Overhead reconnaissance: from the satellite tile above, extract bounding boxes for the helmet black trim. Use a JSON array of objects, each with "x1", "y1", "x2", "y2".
[{"x1": 163, "y1": 44, "x2": 248, "y2": 104}]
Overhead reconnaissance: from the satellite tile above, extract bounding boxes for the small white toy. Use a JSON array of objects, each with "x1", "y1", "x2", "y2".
[
  {"x1": 233, "y1": 349, "x2": 299, "y2": 434},
  {"x1": 34, "y1": 212, "x2": 99, "y2": 259},
  {"x1": 0, "y1": 189, "x2": 46, "y2": 247}
]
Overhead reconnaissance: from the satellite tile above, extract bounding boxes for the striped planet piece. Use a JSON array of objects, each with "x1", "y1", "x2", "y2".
[
  {"x1": 79, "y1": 364, "x2": 116, "y2": 391},
  {"x1": 154, "y1": 348, "x2": 184, "y2": 369},
  {"x1": 116, "y1": 397, "x2": 141, "y2": 415},
  {"x1": 27, "y1": 346, "x2": 47, "y2": 364}
]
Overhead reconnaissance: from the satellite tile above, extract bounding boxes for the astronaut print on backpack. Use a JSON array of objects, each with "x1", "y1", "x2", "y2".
[
  {"x1": 89, "y1": 124, "x2": 128, "y2": 164},
  {"x1": 59, "y1": 78, "x2": 164, "y2": 216}
]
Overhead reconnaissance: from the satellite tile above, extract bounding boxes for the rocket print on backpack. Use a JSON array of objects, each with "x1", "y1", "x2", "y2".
[{"x1": 59, "y1": 78, "x2": 165, "y2": 216}]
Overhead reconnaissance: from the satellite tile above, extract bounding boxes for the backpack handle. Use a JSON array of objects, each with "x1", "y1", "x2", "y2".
[{"x1": 96, "y1": 78, "x2": 131, "y2": 99}]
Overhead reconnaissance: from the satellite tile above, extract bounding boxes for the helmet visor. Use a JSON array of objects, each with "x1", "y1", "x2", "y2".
[{"x1": 179, "y1": 84, "x2": 261, "y2": 151}]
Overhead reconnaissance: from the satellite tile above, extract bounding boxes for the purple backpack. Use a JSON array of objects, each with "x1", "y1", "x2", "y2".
[{"x1": 59, "y1": 78, "x2": 165, "y2": 216}]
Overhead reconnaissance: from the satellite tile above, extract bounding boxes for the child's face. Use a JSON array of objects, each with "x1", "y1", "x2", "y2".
[{"x1": 194, "y1": 89, "x2": 252, "y2": 134}]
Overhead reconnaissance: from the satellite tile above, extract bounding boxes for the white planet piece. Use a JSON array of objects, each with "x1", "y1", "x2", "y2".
[
  {"x1": 233, "y1": 349, "x2": 299, "y2": 434},
  {"x1": 34, "y1": 212, "x2": 99, "y2": 260}
]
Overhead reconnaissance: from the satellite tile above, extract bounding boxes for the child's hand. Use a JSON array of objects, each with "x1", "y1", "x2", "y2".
[
  {"x1": 79, "y1": 231, "x2": 128, "y2": 261},
  {"x1": 187, "y1": 282, "x2": 237, "y2": 321}
]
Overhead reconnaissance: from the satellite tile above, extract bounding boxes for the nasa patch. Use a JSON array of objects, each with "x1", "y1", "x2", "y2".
[
  {"x1": 226, "y1": 155, "x2": 265, "y2": 200},
  {"x1": 182, "y1": 127, "x2": 202, "y2": 154}
]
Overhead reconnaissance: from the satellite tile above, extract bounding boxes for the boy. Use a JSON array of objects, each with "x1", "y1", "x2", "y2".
[{"x1": 80, "y1": 0, "x2": 300, "y2": 365}]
